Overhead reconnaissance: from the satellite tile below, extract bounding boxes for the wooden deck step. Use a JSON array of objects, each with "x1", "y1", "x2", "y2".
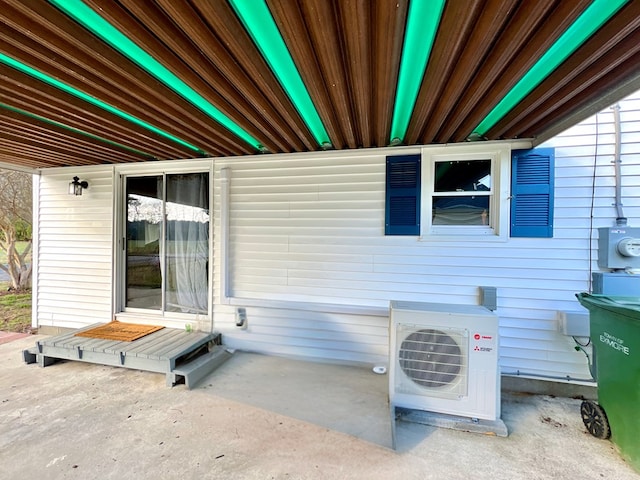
[
  {"x1": 169, "y1": 346, "x2": 231, "y2": 389},
  {"x1": 22, "y1": 325, "x2": 229, "y2": 388}
]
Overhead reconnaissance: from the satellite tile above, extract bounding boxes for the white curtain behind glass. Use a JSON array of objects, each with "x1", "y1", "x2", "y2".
[{"x1": 166, "y1": 173, "x2": 209, "y2": 314}]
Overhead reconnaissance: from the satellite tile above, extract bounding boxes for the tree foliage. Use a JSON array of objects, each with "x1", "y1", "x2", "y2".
[{"x1": 0, "y1": 169, "x2": 33, "y2": 290}]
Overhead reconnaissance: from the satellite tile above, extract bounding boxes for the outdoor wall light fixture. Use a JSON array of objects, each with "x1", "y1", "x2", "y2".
[{"x1": 69, "y1": 176, "x2": 89, "y2": 196}]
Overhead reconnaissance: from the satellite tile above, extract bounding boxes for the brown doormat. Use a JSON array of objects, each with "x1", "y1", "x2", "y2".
[{"x1": 75, "y1": 321, "x2": 165, "y2": 342}]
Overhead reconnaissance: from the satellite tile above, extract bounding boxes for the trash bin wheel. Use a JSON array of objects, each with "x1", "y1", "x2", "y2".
[{"x1": 580, "y1": 400, "x2": 611, "y2": 440}]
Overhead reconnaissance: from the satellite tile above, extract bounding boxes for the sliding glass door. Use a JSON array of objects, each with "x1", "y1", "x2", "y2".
[{"x1": 125, "y1": 173, "x2": 209, "y2": 314}]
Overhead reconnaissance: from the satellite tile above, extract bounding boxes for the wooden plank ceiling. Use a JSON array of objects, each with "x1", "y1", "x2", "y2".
[{"x1": 1, "y1": 0, "x2": 639, "y2": 170}]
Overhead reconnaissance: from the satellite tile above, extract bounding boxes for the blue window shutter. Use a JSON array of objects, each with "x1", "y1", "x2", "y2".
[
  {"x1": 511, "y1": 148, "x2": 555, "y2": 238},
  {"x1": 385, "y1": 154, "x2": 421, "y2": 235}
]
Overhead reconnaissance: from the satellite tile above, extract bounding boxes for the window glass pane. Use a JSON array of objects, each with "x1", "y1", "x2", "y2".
[
  {"x1": 434, "y1": 160, "x2": 491, "y2": 192},
  {"x1": 126, "y1": 176, "x2": 162, "y2": 310},
  {"x1": 432, "y1": 195, "x2": 490, "y2": 225},
  {"x1": 165, "y1": 173, "x2": 209, "y2": 314}
]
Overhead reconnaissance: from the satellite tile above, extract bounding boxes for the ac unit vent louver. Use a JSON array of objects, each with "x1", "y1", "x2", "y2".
[{"x1": 397, "y1": 327, "x2": 468, "y2": 399}]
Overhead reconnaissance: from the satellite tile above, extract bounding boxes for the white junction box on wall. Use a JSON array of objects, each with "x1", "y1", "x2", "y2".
[{"x1": 557, "y1": 310, "x2": 590, "y2": 337}]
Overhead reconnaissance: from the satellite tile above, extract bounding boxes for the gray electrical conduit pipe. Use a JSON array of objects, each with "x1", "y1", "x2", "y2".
[
  {"x1": 502, "y1": 371, "x2": 596, "y2": 383},
  {"x1": 612, "y1": 103, "x2": 626, "y2": 225}
]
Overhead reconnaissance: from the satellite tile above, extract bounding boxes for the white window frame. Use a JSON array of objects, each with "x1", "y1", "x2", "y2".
[{"x1": 420, "y1": 143, "x2": 511, "y2": 241}]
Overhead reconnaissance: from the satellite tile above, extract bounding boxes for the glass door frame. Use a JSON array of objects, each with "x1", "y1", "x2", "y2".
[{"x1": 113, "y1": 163, "x2": 214, "y2": 322}]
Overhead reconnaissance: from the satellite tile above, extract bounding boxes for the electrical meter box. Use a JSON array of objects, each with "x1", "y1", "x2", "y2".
[{"x1": 598, "y1": 227, "x2": 640, "y2": 270}]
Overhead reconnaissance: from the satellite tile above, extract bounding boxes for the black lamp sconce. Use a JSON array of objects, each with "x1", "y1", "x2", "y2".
[{"x1": 69, "y1": 176, "x2": 89, "y2": 196}]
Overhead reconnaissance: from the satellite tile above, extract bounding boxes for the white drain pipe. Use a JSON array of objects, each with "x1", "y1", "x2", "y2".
[{"x1": 220, "y1": 167, "x2": 231, "y2": 304}]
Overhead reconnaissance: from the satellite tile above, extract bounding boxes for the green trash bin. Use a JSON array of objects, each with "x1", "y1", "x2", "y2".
[{"x1": 576, "y1": 293, "x2": 640, "y2": 472}]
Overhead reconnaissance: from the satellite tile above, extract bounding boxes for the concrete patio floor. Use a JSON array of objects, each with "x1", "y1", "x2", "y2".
[{"x1": 1, "y1": 334, "x2": 638, "y2": 480}]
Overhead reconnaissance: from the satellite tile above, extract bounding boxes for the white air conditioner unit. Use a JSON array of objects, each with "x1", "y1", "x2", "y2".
[{"x1": 389, "y1": 301, "x2": 501, "y2": 421}]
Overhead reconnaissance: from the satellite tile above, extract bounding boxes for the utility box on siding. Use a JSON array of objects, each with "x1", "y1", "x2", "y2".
[
  {"x1": 557, "y1": 310, "x2": 590, "y2": 337},
  {"x1": 592, "y1": 272, "x2": 640, "y2": 296},
  {"x1": 597, "y1": 227, "x2": 640, "y2": 270}
]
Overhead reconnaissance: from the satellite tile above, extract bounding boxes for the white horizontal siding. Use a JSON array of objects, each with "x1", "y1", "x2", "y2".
[
  {"x1": 33, "y1": 91, "x2": 640, "y2": 383},
  {"x1": 214, "y1": 90, "x2": 640, "y2": 379},
  {"x1": 35, "y1": 166, "x2": 114, "y2": 329}
]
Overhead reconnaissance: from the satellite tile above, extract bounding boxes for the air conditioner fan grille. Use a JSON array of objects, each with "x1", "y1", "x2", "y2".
[{"x1": 399, "y1": 328, "x2": 463, "y2": 389}]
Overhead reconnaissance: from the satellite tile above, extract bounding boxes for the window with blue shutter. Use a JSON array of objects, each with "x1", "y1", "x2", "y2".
[
  {"x1": 385, "y1": 154, "x2": 421, "y2": 235},
  {"x1": 510, "y1": 148, "x2": 555, "y2": 238}
]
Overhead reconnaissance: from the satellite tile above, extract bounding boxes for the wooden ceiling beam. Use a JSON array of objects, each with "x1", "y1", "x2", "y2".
[
  {"x1": 415, "y1": 0, "x2": 516, "y2": 144},
  {"x1": 404, "y1": 0, "x2": 484, "y2": 145},
  {"x1": 487, "y1": 2, "x2": 640, "y2": 139},
  {"x1": 338, "y1": 0, "x2": 373, "y2": 148},
  {"x1": 296, "y1": 0, "x2": 358, "y2": 148},
  {"x1": 152, "y1": 0, "x2": 315, "y2": 152},
  {"x1": 0, "y1": 72, "x2": 191, "y2": 159},
  {"x1": 267, "y1": 0, "x2": 346, "y2": 149},
  {"x1": 371, "y1": 0, "x2": 408, "y2": 147},
  {"x1": 189, "y1": 0, "x2": 318, "y2": 152},
  {"x1": 0, "y1": 1, "x2": 248, "y2": 157},
  {"x1": 0, "y1": 127, "x2": 112, "y2": 164},
  {"x1": 0, "y1": 151, "x2": 58, "y2": 169},
  {"x1": 81, "y1": 0, "x2": 283, "y2": 153},
  {"x1": 0, "y1": 138, "x2": 97, "y2": 166},
  {"x1": 0, "y1": 112, "x2": 147, "y2": 163},
  {"x1": 518, "y1": 49, "x2": 640, "y2": 140},
  {"x1": 0, "y1": 0, "x2": 637, "y2": 168},
  {"x1": 449, "y1": 0, "x2": 593, "y2": 142},
  {"x1": 0, "y1": 33, "x2": 235, "y2": 158}
]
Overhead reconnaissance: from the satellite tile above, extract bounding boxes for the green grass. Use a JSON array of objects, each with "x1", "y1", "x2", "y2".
[{"x1": 0, "y1": 281, "x2": 33, "y2": 333}]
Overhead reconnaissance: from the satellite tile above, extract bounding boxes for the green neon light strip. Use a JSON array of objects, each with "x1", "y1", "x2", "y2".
[
  {"x1": 0, "y1": 102, "x2": 155, "y2": 158},
  {"x1": 0, "y1": 52, "x2": 203, "y2": 154},
  {"x1": 48, "y1": 0, "x2": 260, "y2": 151},
  {"x1": 390, "y1": 0, "x2": 446, "y2": 143},
  {"x1": 229, "y1": 0, "x2": 330, "y2": 147},
  {"x1": 474, "y1": 0, "x2": 629, "y2": 136}
]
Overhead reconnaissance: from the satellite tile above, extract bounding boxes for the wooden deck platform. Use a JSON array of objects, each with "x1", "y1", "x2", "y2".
[{"x1": 23, "y1": 324, "x2": 231, "y2": 389}]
